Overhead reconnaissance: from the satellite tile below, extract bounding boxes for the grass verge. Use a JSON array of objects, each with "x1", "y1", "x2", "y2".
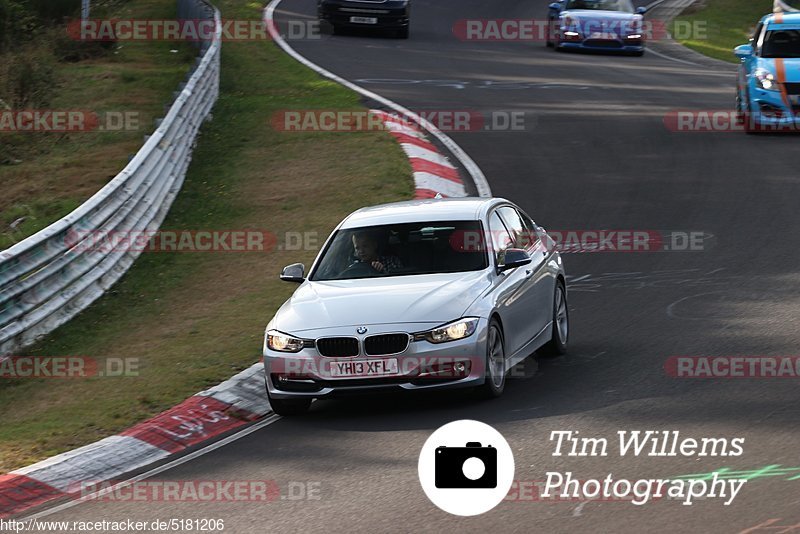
[
  {"x1": 672, "y1": 0, "x2": 774, "y2": 63},
  {"x1": 0, "y1": 0, "x2": 412, "y2": 472}
]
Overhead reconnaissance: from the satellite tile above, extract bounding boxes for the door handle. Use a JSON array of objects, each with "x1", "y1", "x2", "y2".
[{"x1": 525, "y1": 269, "x2": 533, "y2": 278}]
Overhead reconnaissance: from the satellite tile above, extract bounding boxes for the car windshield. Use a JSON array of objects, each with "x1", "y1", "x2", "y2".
[
  {"x1": 310, "y1": 221, "x2": 488, "y2": 281},
  {"x1": 565, "y1": 0, "x2": 634, "y2": 12},
  {"x1": 761, "y1": 29, "x2": 800, "y2": 58}
]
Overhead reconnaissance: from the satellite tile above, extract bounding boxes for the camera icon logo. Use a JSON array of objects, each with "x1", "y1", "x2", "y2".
[
  {"x1": 435, "y1": 442, "x2": 497, "y2": 489},
  {"x1": 419, "y1": 420, "x2": 515, "y2": 516}
]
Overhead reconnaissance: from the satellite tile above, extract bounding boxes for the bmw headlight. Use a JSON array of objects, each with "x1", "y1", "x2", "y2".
[
  {"x1": 266, "y1": 329, "x2": 305, "y2": 353},
  {"x1": 417, "y1": 318, "x2": 479, "y2": 344},
  {"x1": 754, "y1": 68, "x2": 779, "y2": 92}
]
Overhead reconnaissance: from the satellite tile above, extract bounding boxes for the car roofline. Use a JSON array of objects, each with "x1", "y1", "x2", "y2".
[
  {"x1": 762, "y1": 12, "x2": 800, "y2": 25},
  {"x1": 336, "y1": 198, "x2": 512, "y2": 229}
]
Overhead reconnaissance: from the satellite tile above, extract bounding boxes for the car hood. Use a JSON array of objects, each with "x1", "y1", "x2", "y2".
[
  {"x1": 562, "y1": 10, "x2": 640, "y2": 22},
  {"x1": 757, "y1": 57, "x2": 800, "y2": 83},
  {"x1": 273, "y1": 271, "x2": 491, "y2": 333}
]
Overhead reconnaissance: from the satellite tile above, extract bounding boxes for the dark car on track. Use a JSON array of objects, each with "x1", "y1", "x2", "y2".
[{"x1": 318, "y1": 0, "x2": 410, "y2": 38}]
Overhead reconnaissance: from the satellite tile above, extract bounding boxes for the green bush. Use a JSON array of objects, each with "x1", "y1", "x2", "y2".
[
  {"x1": 0, "y1": 141, "x2": 19, "y2": 165},
  {"x1": 25, "y1": 0, "x2": 79, "y2": 23},
  {"x1": 51, "y1": 27, "x2": 116, "y2": 62},
  {"x1": 0, "y1": 43, "x2": 56, "y2": 108},
  {"x1": 1, "y1": 1, "x2": 127, "y2": 55},
  {"x1": 0, "y1": 0, "x2": 40, "y2": 51}
]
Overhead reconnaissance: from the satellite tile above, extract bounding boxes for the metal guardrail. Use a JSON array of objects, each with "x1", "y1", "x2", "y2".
[{"x1": 0, "y1": 0, "x2": 221, "y2": 356}]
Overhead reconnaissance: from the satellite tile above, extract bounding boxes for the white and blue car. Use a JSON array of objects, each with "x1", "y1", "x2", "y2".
[
  {"x1": 547, "y1": 0, "x2": 647, "y2": 55},
  {"x1": 735, "y1": 12, "x2": 800, "y2": 132}
]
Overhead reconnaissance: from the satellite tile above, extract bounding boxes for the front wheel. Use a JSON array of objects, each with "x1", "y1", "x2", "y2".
[
  {"x1": 268, "y1": 396, "x2": 311, "y2": 416},
  {"x1": 737, "y1": 90, "x2": 757, "y2": 134},
  {"x1": 396, "y1": 26, "x2": 409, "y2": 39},
  {"x1": 266, "y1": 380, "x2": 311, "y2": 416},
  {"x1": 539, "y1": 280, "x2": 568, "y2": 357},
  {"x1": 476, "y1": 319, "x2": 506, "y2": 399}
]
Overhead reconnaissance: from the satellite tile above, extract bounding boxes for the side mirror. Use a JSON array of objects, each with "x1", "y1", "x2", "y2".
[
  {"x1": 497, "y1": 248, "x2": 532, "y2": 273},
  {"x1": 280, "y1": 263, "x2": 305, "y2": 283},
  {"x1": 635, "y1": 6, "x2": 647, "y2": 14},
  {"x1": 734, "y1": 44, "x2": 753, "y2": 59},
  {"x1": 549, "y1": 2, "x2": 562, "y2": 10}
]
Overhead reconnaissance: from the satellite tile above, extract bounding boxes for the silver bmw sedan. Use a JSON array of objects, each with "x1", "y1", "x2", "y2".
[{"x1": 263, "y1": 198, "x2": 568, "y2": 415}]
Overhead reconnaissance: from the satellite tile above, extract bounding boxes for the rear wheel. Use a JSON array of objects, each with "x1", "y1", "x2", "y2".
[
  {"x1": 539, "y1": 280, "x2": 569, "y2": 357},
  {"x1": 476, "y1": 319, "x2": 506, "y2": 399}
]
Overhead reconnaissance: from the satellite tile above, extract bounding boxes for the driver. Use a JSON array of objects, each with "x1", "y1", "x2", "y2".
[{"x1": 351, "y1": 231, "x2": 403, "y2": 274}]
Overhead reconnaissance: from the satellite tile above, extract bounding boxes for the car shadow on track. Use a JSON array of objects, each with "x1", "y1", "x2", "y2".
[{"x1": 285, "y1": 346, "x2": 658, "y2": 431}]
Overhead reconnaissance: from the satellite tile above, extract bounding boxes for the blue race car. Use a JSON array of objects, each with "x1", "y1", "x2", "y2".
[
  {"x1": 735, "y1": 12, "x2": 800, "y2": 133},
  {"x1": 546, "y1": 0, "x2": 647, "y2": 56}
]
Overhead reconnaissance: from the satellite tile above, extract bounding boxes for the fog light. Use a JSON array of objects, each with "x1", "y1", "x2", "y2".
[{"x1": 454, "y1": 362, "x2": 466, "y2": 373}]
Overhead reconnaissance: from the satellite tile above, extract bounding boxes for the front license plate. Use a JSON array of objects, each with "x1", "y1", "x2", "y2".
[
  {"x1": 590, "y1": 32, "x2": 617, "y2": 40},
  {"x1": 329, "y1": 358, "x2": 399, "y2": 378},
  {"x1": 350, "y1": 16, "x2": 378, "y2": 24}
]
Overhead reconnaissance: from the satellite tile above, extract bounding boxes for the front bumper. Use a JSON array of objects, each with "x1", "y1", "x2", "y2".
[
  {"x1": 558, "y1": 35, "x2": 644, "y2": 53},
  {"x1": 264, "y1": 320, "x2": 489, "y2": 399},
  {"x1": 745, "y1": 86, "x2": 800, "y2": 131},
  {"x1": 318, "y1": 0, "x2": 410, "y2": 29}
]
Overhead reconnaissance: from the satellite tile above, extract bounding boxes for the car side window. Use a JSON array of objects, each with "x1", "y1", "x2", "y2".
[
  {"x1": 497, "y1": 206, "x2": 535, "y2": 250},
  {"x1": 752, "y1": 23, "x2": 763, "y2": 42},
  {"x1": 754, "y1": 23, "x2": 765, "y2": 55},
  {"x1": 489, "y1": 211, "x2": 512, "y2": 255},
  {"x1": 515, "y1": 208, "x2": 542, "y2": 250}
]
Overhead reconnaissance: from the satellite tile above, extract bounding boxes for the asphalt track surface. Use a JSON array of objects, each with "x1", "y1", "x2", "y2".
[{"x1": 40, "y1": 1, "x2": 800, "y2": 532}]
